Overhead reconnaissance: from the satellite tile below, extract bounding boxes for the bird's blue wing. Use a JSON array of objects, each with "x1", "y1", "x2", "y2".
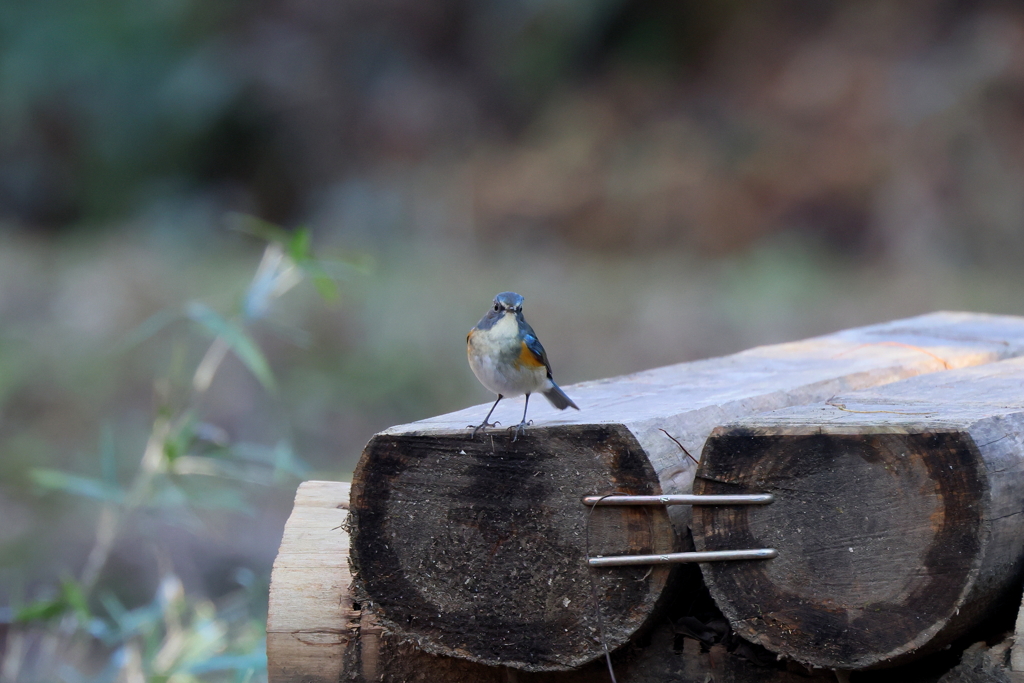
[{"x1": 522, "y1": 331, "x2": 552, "y2": 375}]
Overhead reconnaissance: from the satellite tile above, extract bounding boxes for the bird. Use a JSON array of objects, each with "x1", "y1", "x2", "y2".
[{"x1": 466, "y1": 291, "x2": 579, "y2": 440}]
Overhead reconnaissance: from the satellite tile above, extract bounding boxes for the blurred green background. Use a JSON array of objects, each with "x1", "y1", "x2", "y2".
[{"x1": 3, "y1": 0, "x2": 1024, "y2": 679}]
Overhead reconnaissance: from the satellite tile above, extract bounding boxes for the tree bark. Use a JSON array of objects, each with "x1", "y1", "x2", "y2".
[
  {"x1": 693, "y1": 356, "x2": 1024, "y2": 670},
  {"x1": 350, "y1": 312, "x2": 1024, "y2": 671}
]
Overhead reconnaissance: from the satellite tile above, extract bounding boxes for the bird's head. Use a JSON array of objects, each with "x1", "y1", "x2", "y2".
[{"x1": 491, "y1": 292, "x2": 524, "y2": 314}]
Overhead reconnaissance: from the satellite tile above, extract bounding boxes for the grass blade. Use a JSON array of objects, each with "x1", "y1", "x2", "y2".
[{"x1": 185, "y1": 303, "x2": 276, "y2": 392}]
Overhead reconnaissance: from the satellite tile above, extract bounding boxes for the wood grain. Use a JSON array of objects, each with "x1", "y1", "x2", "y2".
[
  {"x1": 694, "y1": 356, "x2": 1024, "y2": 670},
  {"x1": 351, "y1": 425, "x2": 676, "y2": 671},
  {"x1": 267, "y1": 480, "x2": 357, "y2": 683}
]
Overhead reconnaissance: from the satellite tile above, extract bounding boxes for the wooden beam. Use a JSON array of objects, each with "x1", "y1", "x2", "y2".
[
  {"x1": 349, "y1": 312, "x2": 1024, "y2": 671},
  {"x1": 694, "y1": 356, "x2": 1024, "y2": 670},
  {"x1": 267, "y1": 481, "x2": 357, "y2": 683},
  {"x1": 267, "y1": 482, "x2": 1013, "y2": 682}
]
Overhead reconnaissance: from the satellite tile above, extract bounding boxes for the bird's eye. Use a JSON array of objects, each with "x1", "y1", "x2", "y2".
[{"x1": 493, "y1": 303, "x2": 500, "y2": 311}]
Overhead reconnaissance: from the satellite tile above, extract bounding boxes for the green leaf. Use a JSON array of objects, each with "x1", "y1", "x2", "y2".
[
  {"x1": 30, "y1": 468, "x2": 126, "y2": 503},
  {"x1": 15, "y1": 596, "x2": 68, "y2": 623},
  {"x1": 60, "y1": 577, "x2": 91, "y2": 623},
  {"x1": 287, "y1": 227, "x2": 313, "y2": 263},
  {"x1": 312, "y1": 273, "x2": 339, "y2": 301},
  {"x1": 14, "y1": 578, "x2": 91, "y2": 624},
  {"x1": 97, "y1": 591, "x2": 165, "y2": 644},
  {"x1": 296, "y1": 259, "x2": 339, "y2": 302},
  {"x1": 163, "y1": 414, "x2": 196, "y2": 463},
  {"x1": 100, "y1": 591, "x2": 128, "y2": 626},
  {"x1": 185, "y1": 303, "x2": 276, "y2": 392}
]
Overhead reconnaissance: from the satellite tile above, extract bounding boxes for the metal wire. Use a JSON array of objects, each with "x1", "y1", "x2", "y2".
[
  {"x1": 581, "y1": 493, "x2": 775, "y2": 506},
  {"x1": 589, "y1": 547, "x2": 778, "y2": 567}
]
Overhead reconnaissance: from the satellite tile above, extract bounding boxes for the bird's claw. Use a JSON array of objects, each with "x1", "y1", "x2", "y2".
[
  {"x1": 510, "y1": 420, "x2": 534, "y2": 442},
  {"x1": 469, "y1": 421, "x2": 500, "y2": 437}
]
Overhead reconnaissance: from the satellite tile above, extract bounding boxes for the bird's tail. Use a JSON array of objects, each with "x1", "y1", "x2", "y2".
[{"x1": 543, "y1": 381, "x2": 579, "y2": 410}]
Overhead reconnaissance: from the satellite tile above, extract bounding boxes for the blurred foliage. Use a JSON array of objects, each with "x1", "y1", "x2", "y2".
[
  {"x1": 0, "y1": 0, "x2": 249, "y2": 223},
  {"x1": 5, "y1": 0, "x2": 1024, "y2": 265},
  {"x1": 0, "y1": 227, "x2": 350, "y2": 682}
]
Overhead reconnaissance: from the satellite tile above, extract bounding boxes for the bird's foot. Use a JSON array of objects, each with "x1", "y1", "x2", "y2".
[
  {"x1": 510, "y1": 420, "x2": 534, "y2": 442},
  {"x1": 469, "y1": 421, "x2": 500, "y2": 437}
]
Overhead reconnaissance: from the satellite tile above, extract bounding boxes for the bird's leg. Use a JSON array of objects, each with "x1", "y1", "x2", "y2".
[
  {"x1": 511, "y1": 394, "x2": 533, "y2": 442},
  {"x1": 470, "y1": 395, "x2": 503, "y2": 437}
]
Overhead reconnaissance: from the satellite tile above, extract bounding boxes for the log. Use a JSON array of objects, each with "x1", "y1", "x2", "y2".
[
  {"x1": 262, "y1": 479, "x2": 823, "y2": 679},
  {"x1": 269, "y1": 482, "x2": 1018, "y2": 682},
  {"x1": 267, "y1": 481, "x2": 359, "y2": 683},
  {"x1": 693, "y1": 356, "x2": 1024, "y2": 670},
  {"x1": 268, "y1": 485, "x2": 841, "y2": 683},
  {"x1": 349, "y1": 312, "x2": 1024, "y2": 671}
]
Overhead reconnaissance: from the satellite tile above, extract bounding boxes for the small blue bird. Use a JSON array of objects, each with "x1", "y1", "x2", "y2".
[{"x1": 467, "y1": 291, "x2": 579, "y2": 440}]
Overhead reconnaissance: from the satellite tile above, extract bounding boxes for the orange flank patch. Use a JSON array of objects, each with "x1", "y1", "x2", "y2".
[{"x1": 516, "y1": 340, "x2": 546, "y2": 369}]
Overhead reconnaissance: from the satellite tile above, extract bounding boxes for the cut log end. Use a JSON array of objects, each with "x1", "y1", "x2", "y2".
[
  {"x1": 693, "y1": 428, "x2": 987, "y2": 669},
  {"x1": 349, "y1": 424, "x2": 677, "y2": 671}
]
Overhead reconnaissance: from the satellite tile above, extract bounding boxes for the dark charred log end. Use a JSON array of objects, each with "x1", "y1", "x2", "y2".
[
  {"x1": 693, "y1": 429, "x2": 986, "y2": 670},
  {"x1": 349, "y1": 424, "x2": 677, "y2": 671}
]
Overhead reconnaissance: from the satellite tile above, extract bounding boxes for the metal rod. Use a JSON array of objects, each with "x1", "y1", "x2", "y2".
[
  {"x1": 581, "y1": 493, "x2": 774, "y2": 506},
  {"x1": 588, "y1": 548, "x2": 777, "y2": 567}
]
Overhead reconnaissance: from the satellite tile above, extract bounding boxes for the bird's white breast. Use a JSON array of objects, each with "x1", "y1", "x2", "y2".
[{"x1": 468, "y1": 312, "x2": 548, "y2": 397}]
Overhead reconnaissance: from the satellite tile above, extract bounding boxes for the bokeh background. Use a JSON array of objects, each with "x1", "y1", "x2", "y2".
[{"x1": 3, "y1": 0, "x2": 1024, "y2": 679}]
